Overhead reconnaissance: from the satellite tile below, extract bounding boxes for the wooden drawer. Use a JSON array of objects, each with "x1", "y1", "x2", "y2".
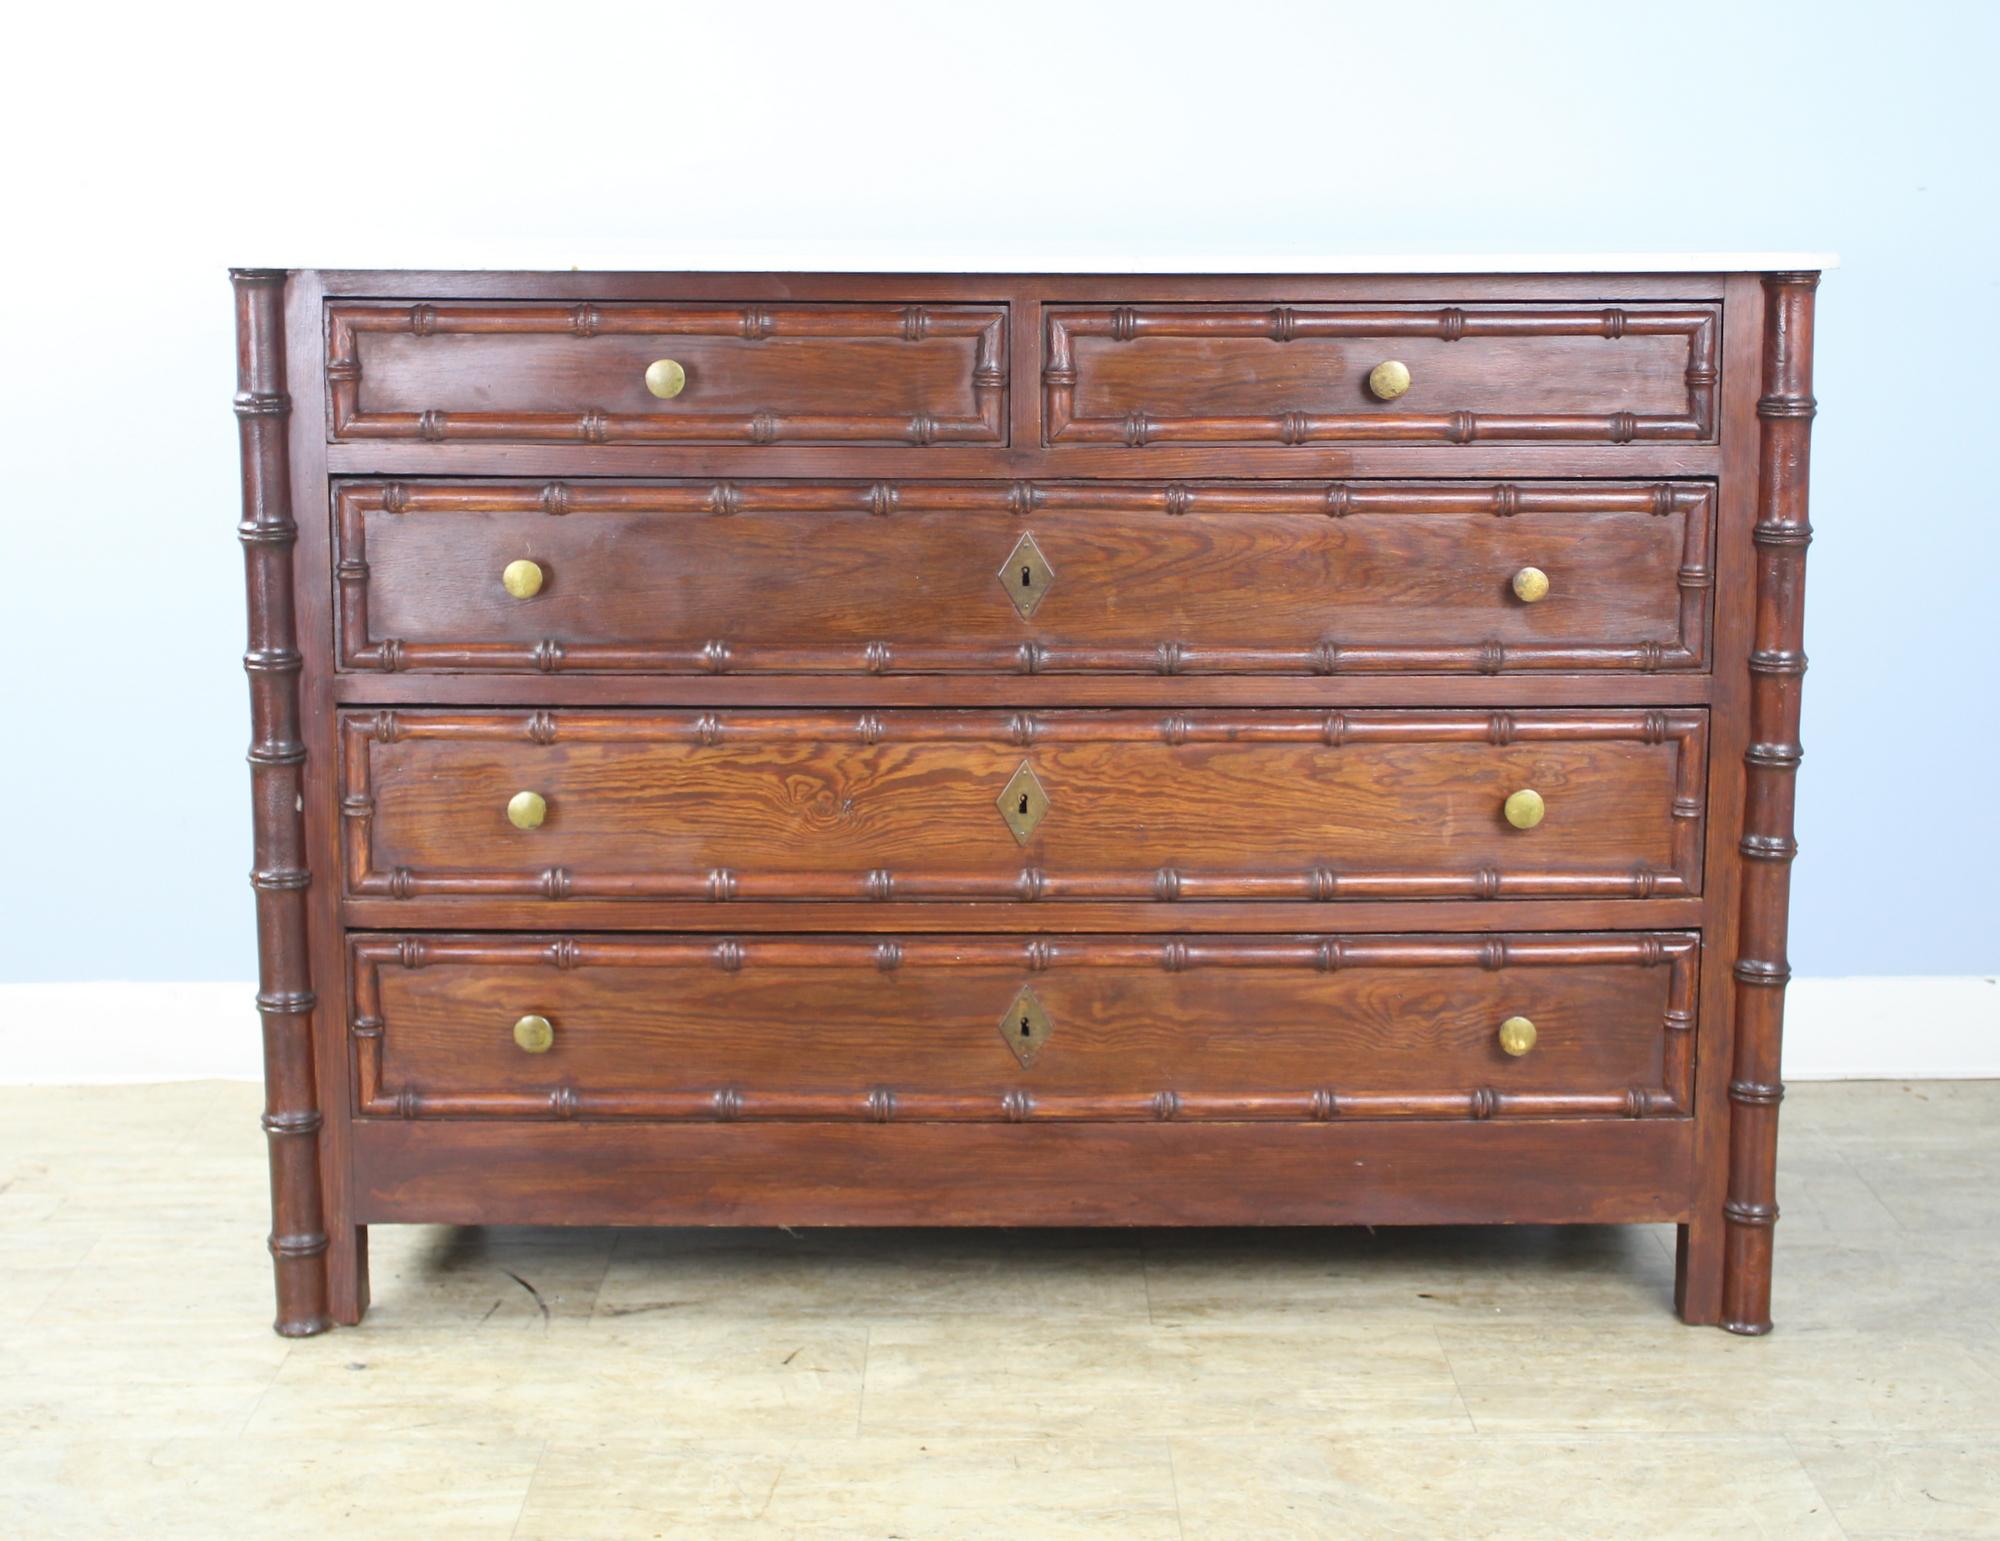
[
  {"x1": 1044, "y1": 302, "x2": 1718, "y2": 447},
  {"x1": 350, "y1": 932, "x2": 1698, "y2": 1123},
  {"x1": 336, "y1": 479, "x2": 1713, "y2": 675},
  {"x1": 326, "y1": 301, "x2": 1007, "y2": 445},
  {"x1": 340, "y1": 708, "x2": 1706, "y2": 902}
]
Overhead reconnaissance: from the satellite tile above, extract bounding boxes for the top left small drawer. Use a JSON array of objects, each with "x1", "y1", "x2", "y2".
[{"x1": 325, "y1": 301, "x2": 1009, "y2": 446}]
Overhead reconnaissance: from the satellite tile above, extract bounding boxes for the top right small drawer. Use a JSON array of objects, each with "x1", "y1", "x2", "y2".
[{"x1": 1043, "y1": 302, "x2": 1718, "y2": 447}]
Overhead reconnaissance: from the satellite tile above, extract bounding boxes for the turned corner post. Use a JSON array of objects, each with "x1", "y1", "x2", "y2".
[
  {"x1": 1721, "y1": 271, "x2": 1820, "y2": 1336},
  {"x1": 234, "y1": 267, "x2": 332, "y2": 1338}
]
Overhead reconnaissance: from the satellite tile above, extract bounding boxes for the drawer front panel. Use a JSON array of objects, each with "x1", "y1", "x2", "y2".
[
  {"x1": 337, "y1": 480, "x2": 1713, "y2": 675},
  {"x1": 1044, "y1": 303, "x2": 1718, "y2": 447},
  {"x1": 327, "y1": 302, "x2": 1007, "y2": 445},
  {"x1": 352, "y1": 933, "x2": 1697, "y2": 1122},
  {"x1": 341, "y1": 709, "x2": 1706, "y2": 902}
]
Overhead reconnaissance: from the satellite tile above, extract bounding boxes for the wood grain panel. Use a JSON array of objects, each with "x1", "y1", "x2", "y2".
[
  {"x1": 351, "y1": 932, "x2": 1698, "y2": 1123},
  {"x1": 336, "y1": 479, "x2": 1713, "y2": 675},
  {"x1": 352, "y1": 1118, "x2": 1696, "y2": 1227},
  {"x1": 340, "y1": 709, "x2": 1708, "y2": 903},
  {"x1": 1045, "y1": 304, "x2": 1718, "y2": 446},
  {"x1": 327, "y1": 302, "x2": 1007, "y2": 445}
]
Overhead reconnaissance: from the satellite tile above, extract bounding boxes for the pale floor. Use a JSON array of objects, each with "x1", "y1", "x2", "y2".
[{"x1": 2, "y1": 1082, "x2": 1997, "y2": 1539}]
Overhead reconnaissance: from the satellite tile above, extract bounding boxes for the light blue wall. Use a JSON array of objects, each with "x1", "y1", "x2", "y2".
[{"x1": 2, "y1": 0, "x2": 1994, "y2": 980}]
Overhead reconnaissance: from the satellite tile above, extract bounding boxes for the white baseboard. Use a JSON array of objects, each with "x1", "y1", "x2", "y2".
[
  {"x1": 1783, "y1": 975, "x2": 1999, "y2": 1079},
  {"x1": 0, "y1": 975, "x2": 1993, "y2": 1086},
  {"x1": 0, "y1": 982, "x2": 266, "y2": 1083}
]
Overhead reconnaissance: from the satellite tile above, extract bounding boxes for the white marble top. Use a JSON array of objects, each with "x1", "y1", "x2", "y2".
[{"x1": 294, "y1": 248, "x2": 1837, "y2": 274}]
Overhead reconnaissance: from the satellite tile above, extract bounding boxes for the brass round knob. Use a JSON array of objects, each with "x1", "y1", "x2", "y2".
[
  {"x1": 507, "y1": 790, "x2": 548, "y2": 830},
  {"x1": 502, "y1": 559, "x2": 545, "y2": 599},
  {"x1": 1498, "y1": 1015, "x2": 1538, "y2": 1057},
  {"x1": 1511, "y1": 566, "x2": 1550, "y2": 604},
  {"x1": 513, "y1": 1013, "x2": 555, "y2": 1054},
  {"x1": 1503, "y1": 788, "x2": 1545, "y2": 830},
  {"x1": 644, "y1": 358, "x2": 687, "y2": 399},
  {"x1": 1367, "y1": 359, "x2": 1412, "y2": 401}
]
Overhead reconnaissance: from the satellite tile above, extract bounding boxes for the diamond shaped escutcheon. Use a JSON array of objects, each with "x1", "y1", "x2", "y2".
[
  {"x1": 997, "y1": 761, "x2": 1051, "y2": 844},
  {"x1": 999, "y1": 986, "x2": 1053, "y2": 1068},
  {"x1": 999, "y1": 532, "x2": 1055, "y2": 618}
]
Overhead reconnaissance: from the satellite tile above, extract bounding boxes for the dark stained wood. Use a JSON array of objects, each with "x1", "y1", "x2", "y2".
[
  {"x1": 353, "y1": 1118, "x2": 1696, "y2": 1228},
  {"x1": 1045, "y1": 304, "x2": 1718, "y2": 446},
  {"x1": 234, "y1": 266, "x2": 1819, "y2": 1335},
  {"x1": 233, "y1": 269, "x2": 332, "y2": 1338},
  {"x1": 1674, "y1": 273, "x2": 1770, "y2": 1328},
  {"x1": 283, "y1": 270, "x2": 370, "y2": 1328},
  {"x1": 352, "y1": 932, "x2": 1697, "y2": 1124},
  {"x1": 340, "y1": 709, "x2": 1708, "y2": 904},
  {"x1": 336, "y1": 480, "x2": 1712, "y2": 676},
  {"x1": 1721, "y1": 273, "x2": 1820, "y2": 1336}
]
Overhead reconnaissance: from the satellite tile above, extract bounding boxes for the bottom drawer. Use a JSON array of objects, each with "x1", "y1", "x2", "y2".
[{"x1": 351, "y1": 932, "x2": 1697, "y2": 1123}]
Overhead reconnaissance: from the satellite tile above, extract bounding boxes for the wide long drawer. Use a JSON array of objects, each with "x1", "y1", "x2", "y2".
[
  {"x1": 1044, "y1": 302, "x2": 1719, "y2": 446},
  {"x1": 339, "y1": 709, "x2": 1707, "y2": 902},
  {"x1": 335, "y1": 479, "x2": 1714, "y2": 675},
  {"x1": 326, "y1": 300, "x2": 1008, "y2": 445},
  {"x1": 350, "y1": 932, "x2": 1699, "y2": 1122}
]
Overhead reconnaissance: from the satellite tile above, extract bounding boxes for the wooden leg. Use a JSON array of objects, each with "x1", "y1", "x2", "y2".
[
  {"x1": 1674, "y1": 1213, "x2": 1725, "y2": 1325},
  {"x1": 261, "y1": 1071, "x2": 332, "y2": 1339},
  {"x1": 327, "y1": 1223, "x2": 371, "y2": 1326}
]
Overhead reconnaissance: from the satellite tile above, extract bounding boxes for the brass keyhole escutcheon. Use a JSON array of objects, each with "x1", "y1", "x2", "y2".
[
  {"x1": 999, "y1": 532, "x2": 1055, "y2": 618},
  {"x1": 997, "y1": 762, "x2": 1051, "y2": 844},
  {"x1": 1000, "y1": 986, "x2": 1053, "y2": 1067}
]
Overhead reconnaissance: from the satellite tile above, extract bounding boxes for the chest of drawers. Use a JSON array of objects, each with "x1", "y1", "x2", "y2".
[{"x1": 233, "y1": 264, "x2": 1821, "y2": 1336}]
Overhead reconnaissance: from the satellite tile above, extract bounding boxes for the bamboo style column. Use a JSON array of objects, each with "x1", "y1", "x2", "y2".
[
  {"x1": 1721, "y1": 271, "x2": 1819, "y2": 1335},
  {"x1": 234, "y1": 268, "x2": 332, "y2": 1337}
]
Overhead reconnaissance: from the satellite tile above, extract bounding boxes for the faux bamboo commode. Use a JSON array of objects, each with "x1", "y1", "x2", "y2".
[{"x1": 235, "y1": 265, "x2": 1820, "y2": 1336}]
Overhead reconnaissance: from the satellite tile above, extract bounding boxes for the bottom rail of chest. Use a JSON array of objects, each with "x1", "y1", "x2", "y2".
[{"x1": 349, "y1": 1117, "x2": 1695, "y2": 1229}]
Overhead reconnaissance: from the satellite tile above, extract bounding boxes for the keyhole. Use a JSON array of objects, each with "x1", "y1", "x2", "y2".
[
  {"x1": 1018, "y1": 793, "x2": 1030, "y2": 815},
  {"x1": 1020, "y1": 1016, "x2": 1032, "y2": 1037},
  {"x1": 1021, "y1": 566, "x2": 1032, "y2": 587}
]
